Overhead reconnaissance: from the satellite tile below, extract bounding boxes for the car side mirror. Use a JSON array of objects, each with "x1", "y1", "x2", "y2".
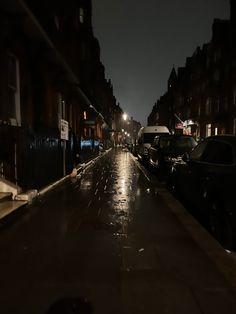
[{"x1": 182, "y1": 152, "x2": 190, "y2": 162}]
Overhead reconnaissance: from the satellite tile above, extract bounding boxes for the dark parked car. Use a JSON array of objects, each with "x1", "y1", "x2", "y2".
[
  {"x1": 148, "y1": 134, "x2": 197, "y2": 176},
  {"x1": 170, "y1": 135, "x2": 236, "y2": 250}
]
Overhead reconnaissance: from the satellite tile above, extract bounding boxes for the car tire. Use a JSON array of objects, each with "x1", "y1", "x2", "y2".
[{"x1": 208, "y1": 200, "x2": 235, "y2": 251}]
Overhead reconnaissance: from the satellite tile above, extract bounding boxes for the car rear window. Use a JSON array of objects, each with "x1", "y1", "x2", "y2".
[
  {"x1": 175, "y1": 137, "x2": 197, "y2": 148},
  {"x1": 201, "y1": 140, "x2": 234, "y2": 164}
]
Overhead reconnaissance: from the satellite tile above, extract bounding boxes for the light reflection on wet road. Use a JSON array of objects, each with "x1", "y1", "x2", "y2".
[{"x1": 1, "y1": 148, "x2": 236, "y2": 314}]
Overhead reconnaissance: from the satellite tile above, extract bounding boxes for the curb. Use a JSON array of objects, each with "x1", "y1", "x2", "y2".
[
  {"x1": 0, "y1": 149, "x2": 112, "y2": 224},
  {"x1": 130, "y1": 151, "x2": 236, "y2": 294},
  {"x1": 160, "y1": 188, "x2": 236, "y2": 293},
  {"x1": 36, "y1": 148, "x2": 112, "y2": 198}
]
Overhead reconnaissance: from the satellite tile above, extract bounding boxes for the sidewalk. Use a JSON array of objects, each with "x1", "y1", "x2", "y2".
[
  {"x1": 159, "y1": 187, "x2": 236, "y2": 292},
  {"x1": 0, "y1": 150, "x2": 109, "y2": 222}
]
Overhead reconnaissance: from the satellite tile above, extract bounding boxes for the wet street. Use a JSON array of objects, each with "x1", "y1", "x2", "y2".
[{"x1": 1, "y1": 148, "x2": 236, "y2": 314}]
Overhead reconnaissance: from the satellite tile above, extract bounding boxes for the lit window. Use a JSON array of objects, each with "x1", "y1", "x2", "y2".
[
  {"x1": 79, "y1": 8, "x2": 84, "y2": 23},
  {"x1": 206, "y1": 123, "x2": 211, "y2": 137},
  {"x1": 83, "y1": 111, "x2": 87, "y2": 120}
]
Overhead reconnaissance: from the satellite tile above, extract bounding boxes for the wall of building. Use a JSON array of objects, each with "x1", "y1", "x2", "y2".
[{"x1": 0, "y1": 0, "x2": 122, "y2": 189}]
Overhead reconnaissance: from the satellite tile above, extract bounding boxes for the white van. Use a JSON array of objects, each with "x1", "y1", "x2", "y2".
[{"x1": 137, "y1": 126, "x2": 170, "y2": 161}]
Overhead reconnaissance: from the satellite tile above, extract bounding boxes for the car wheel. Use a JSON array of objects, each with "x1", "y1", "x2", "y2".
[{"x1": 208, "y1": 200, "x2": 235, "y2": 251}]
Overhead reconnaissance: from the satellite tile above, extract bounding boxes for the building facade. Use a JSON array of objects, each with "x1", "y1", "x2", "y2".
[
  {"x1": 148, "y1": 0, "x2": 236, "y2": 140},
  {"x1": 0, "y1": 0, "x2": 121, "y2": 190}
]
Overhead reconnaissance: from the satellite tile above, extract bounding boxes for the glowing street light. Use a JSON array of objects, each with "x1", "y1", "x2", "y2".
[{"x1": 123, "y1": 113, "x2": 127, "y2": 121}]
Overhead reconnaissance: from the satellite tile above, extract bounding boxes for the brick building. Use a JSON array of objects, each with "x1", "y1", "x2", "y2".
[
  {"x1": 148, "y1": 0, "x2": 236, "y2": 139},
  {"x1": 0, "y1": 0, "x2": 121, "y2": 190}
]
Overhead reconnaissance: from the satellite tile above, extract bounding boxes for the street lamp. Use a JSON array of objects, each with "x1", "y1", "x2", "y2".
[{"x1": 123, "y1": 113, "x2": 127, "y2": 121}]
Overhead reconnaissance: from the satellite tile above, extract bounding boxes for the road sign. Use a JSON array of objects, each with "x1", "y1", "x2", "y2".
[{"x1": 60, "y1": 119, "x2": 69, "y2": 140}]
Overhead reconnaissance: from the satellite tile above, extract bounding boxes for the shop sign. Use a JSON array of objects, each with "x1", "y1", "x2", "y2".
[{"x1": 175, "y1": 122, "x2": 184, "y2": 129}]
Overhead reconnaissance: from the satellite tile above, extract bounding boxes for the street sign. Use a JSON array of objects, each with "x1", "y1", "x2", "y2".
[{"x1": 60, "y1": 119, "x2": 69, "y2": 140}]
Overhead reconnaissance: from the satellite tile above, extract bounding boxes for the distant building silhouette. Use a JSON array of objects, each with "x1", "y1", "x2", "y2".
[{"x1": 148, "y1": 0, "x2": 236, "y2": 139}]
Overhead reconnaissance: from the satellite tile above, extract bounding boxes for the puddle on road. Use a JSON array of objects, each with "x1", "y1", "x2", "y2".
[
  {"x1": 71, "y1": 151, "x2": 155, "y2": 240},
  {"x1": 104, "y1": 152, "x2": 139, "y2": 240}
]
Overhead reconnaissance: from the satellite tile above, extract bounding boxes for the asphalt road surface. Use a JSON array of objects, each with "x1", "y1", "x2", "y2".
[{"x1": 1, "y1": 148, "x2": 236, "y2": 314}]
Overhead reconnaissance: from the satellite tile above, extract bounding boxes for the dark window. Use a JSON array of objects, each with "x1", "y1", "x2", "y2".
[
  {"x1": 81, "y1": 42, "x2": 86, "y2": 60},
  {"x1": 7, "y1": 53, "x2": 18, "y2": 119},
  {"x1": 54, "y1": 16, "x2": 60, "y2": 30},
  {"x1": 8, "y1": 54, "x2": 17, "y2": 89},
  {"x1": 143, "y1": 133, "x2": 167, "y2": 143},
  {"x1": 151, "y1": 136, "x2": 160, "y2": 147},
  {"x1": 8, "y1": 89, "x2": 16, "y2": 118},
  {"x1": 201, "y1": 141, "x2": 234, "y2": 164}
]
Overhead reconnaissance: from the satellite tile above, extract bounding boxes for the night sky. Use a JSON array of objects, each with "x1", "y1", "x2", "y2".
[{"x1": 92, "y1": 0, "x2": 230, "y2": 126}]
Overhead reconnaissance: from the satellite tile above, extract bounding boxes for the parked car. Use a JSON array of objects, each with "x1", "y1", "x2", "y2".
[
  {"x1": 148, "y1": 134, "x2": 197, "y2": 176},
  {"x1": 136, "y1": 125, "x2": 170, "y2": 162},
  {"x1": 170, "y1": 135, "x2": 236, "y2": 250}
]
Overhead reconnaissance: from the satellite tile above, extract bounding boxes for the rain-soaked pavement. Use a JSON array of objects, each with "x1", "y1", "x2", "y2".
[{"x1": 1, "y1": 148, "x2": 236, "y2": 314}]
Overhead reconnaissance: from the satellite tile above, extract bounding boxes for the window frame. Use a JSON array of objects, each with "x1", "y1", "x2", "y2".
[{"x1": 7, "y1": 52, "x2": 21, "y2": 126}]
